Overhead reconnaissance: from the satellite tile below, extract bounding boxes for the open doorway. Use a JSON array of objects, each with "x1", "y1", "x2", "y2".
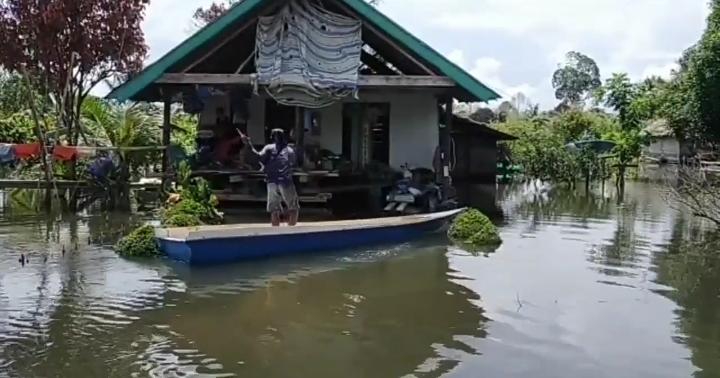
[
  {"x1": 264, "y1": 100, "x2": 297, "y2": 142},
  {"x1": 342, "y1": 103, "x2": 390, "y2": 168}
]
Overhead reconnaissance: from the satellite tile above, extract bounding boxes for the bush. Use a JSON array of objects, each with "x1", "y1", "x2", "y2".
[
  {"x1": 161, "y1": 198, "x2": 220, "y2": 225},
  {"x1": 115, "y1": 225, "x2": 160, "y2": 258},
  {"x1": 164, "y1": 213, "x2": 202, "y2": 227},
  {"x1": 448, "y1": 209, "x2": 502, "y2": 246}
]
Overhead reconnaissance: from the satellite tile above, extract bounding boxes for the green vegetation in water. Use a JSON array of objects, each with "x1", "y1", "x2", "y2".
[
  {"x1": 164, "y1": 212, "x2": 202, "y2": 228},
  {"x1": 115, "y1": 162, "x2": 222, "y2": 258},
  {"x1": 114, "y1": 225, "x2": 160, "y2": 258},
  {"x1": 448, "y1": 209, "x2": 502, "y2": 247},
  {"x1": 161, "y1": 199, "x2": 215, "y2": 226}
]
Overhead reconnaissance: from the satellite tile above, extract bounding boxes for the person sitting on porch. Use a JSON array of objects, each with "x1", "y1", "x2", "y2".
[
  {"x1": 241, "y1": 128, "x2": 300, "y2": 227},
  {"x1": 214, "y1": 132, "x2": 244, "y2": 166}
]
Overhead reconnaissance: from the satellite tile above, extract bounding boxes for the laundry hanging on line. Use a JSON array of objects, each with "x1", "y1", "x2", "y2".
[
  {"x1": 14, "y1": 143, "x2": 42, "y2": 159},
  {"x1": 52, "y1": 145, "x2": 78, "y2": 161},
  {"x1": 0, "y1": 143, "x2": 164, "y2": 163},
  {"x1": 75, "y1": 147, "x2": 98, "y2": 159},
  {"x1": 0, "y1": 144, "x2": 15, "y2": 164}
]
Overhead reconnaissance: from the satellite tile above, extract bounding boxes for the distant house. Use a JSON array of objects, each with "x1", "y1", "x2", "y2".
[
  {"x1": 450, "y1": 116, "x2": 516, "y2": 182},
  {"x1": 642, "y1": 119, "x2": 687, "y2": 164}
]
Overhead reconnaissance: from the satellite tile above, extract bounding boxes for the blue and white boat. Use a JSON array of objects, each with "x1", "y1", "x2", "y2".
[{"x1": 155, "y1": 209, "x2": 463, "y2": 265}]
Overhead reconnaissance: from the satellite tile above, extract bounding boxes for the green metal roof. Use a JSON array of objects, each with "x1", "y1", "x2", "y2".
[{"x1": 107, "y1": 0, "x2": 500, "y2": 102}]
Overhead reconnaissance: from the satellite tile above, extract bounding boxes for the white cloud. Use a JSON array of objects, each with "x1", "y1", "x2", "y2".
[
  {"x1": 380, "y1": 0, "x2": 708, "y2": 108},
  {"x1": 449, "y1": 51, "x2": 537, "y2": 103},
  {"x1": 640, "y1": 63, "x2": 679, "y2": 81},
  {"x1": 142, "y1": 0, "x2": 215, "y2": 62}
]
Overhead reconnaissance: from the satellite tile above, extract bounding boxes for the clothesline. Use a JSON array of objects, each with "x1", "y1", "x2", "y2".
[{"x1": 0, "y1": 142, "x2": 168, "y2": 164}]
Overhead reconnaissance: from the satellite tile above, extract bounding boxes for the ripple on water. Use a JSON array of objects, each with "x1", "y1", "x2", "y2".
[
  {"x1": 0, "y1": 229, "x2": 172, "y2": 373},
  {"x1": 133, "y1": 336, "x2": 234, "y2": 378}
]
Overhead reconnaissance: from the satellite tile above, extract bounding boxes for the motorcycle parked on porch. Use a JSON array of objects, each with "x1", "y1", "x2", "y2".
[{"x1": 384, "y1": 165, "x2": 443, "y2": 215}]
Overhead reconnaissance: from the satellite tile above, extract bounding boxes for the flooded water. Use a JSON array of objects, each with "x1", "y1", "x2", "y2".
[{"x1": 1, "y1": 183, "x2": 720, "y2": 377}]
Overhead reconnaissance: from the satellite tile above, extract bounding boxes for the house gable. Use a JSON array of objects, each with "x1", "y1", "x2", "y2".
[{"x1": 107, "y1": 0, "x2": 500, "y2": 103}]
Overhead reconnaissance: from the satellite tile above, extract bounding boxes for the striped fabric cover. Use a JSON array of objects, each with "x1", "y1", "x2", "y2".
[{"x1": 255, "y1": 0, "x2": 363, "y2": 108}]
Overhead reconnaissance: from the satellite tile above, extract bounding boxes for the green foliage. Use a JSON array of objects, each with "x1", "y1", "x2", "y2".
[
  {"x1": 593, "y1": 72, "x2": 652, "y2": 187},
  {"x1": 161, "y1": 162, "x2": 222, "y2": 225},
  {"x1": 161, "y1": 198, "x2": 219, "y2": 225},
  {"x1": 552, "y1": 110, "x2": 614, "y2": 143},
  {"x1": 0, "y1": 111, "x2": 35, "y2": 143},
  {"x1": 81, "y1": 98, "x2": 161, "y2": 177},
  {"x1": 596, "y1": 73, "x2": 639, "y2": 131},
  {"x1": 603, "y1": 128, "x2": 647, "y2": 166},
  {"x1": 171, "y1": 112, "x2": 198, "y2": 155},
  {"x1": 686, "y1": 0, "x2": 720, "y2": 143},
  {"x1": 496, "y1": 112, "x2": 615, "y2": 184},
  {"x1": 448, "y1": 209, "x2": 501, "y2": 246},
  {"x1": 116, "y1": 163, "x2": 220, "y2": 259},
  {"x1": 0, "y1": 73, "x2": 27, "y2": 115},
  {"x1": 177, "y1": 162, "x2": 219, "y2": 208},
  {"x1": 115, "y1": 225, "x2": 160, "y2": 258},
  {"x1": 552, "y1": 51, "x2": 602, "y2": 106},
  {"x1": 656, "y1": 75, "x2": 699, "y2": 141},
  {"x1": 164, "y1": 213, "x2": 202, "y2": 227}
]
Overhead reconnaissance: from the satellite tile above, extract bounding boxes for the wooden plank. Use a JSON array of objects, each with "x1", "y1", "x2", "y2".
[
  {"x1": 157, "y1": 73, "x2": 455, "y2": 87},
  {"x1": 192, "y1": 169, "x2": 339, "y2": 178},
  {"x1": 0, "y1": 179, "x2": 161, "y2": 190},
  {"x1": 214, "y1": 193, "x2": 332, "y2": 203},
  {"x1": 162, "y1": 94, "x2": 172, "y2": 179}
]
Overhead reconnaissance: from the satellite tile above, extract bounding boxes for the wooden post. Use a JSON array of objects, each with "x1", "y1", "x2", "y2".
[
  {"x1": 441, "y1": 97, "x2": 454, "y2": 202},
  {"x1": 295, "y1": 106, "x2": 305, "y2": 167},
  {"x1": 162, "y1": 93, "x2": 172, "y2": 186}
]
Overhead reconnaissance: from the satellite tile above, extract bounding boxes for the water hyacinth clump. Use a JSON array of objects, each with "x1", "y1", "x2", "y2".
[
  {"x1": 115, "y1": 225, "x2": 161, "y2": 258},
  {"x1": 448, "y1": 209, "x2": 502, "y2": 246}
]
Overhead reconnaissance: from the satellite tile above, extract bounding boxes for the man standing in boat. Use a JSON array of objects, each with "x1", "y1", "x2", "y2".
[{"x1": 241, "y1": 128, "x2": 300, "y2": 227}]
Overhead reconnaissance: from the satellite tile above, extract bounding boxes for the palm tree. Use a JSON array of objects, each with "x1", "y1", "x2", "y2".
[{"x1": 80, "y1": 98, "x2": 162, "y2": 210}]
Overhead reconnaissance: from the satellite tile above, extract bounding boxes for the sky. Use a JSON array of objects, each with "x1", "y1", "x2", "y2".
[{"x1": 140, "y1": 0, "x2": 710, "y2": 109}]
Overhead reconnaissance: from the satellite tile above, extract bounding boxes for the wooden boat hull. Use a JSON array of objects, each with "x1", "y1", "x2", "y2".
[{"x1": 156, "y1": 209, "x2": 462, "y2": 265}]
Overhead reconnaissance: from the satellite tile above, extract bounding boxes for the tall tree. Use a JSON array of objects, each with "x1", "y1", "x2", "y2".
[
  {"x1": 193, "y1": 0, "x2": 234, "y2": 27},
  {"x1": 596, "y1": 73, "x2": 645, "y2": 191},
  {"x1": 0, "y1": 0, "x2": 149, "y2": 209},
  {"x1": 0, "y1": 0, "x2": 149, "y2": 144},
  {"x1": 552, "y1": 51, "x2": 602, "y2": 108},
  {"x1": 686, "y1": 0, "x2": 720, "y2": 143}
]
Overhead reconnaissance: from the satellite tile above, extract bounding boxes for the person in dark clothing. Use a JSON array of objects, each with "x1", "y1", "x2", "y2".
[{"x1": 241, "y1": 128, "x2": 299, "y2": 226}]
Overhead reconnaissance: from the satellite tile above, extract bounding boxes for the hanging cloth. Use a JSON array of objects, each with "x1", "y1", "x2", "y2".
[
  {"x1": 89, "y1": 156, "x2": 115, "y2": 180},
  {"x1": 0, "y1": 144, "x2": 15, "y2": 164},
  {"x1": 52, "y1": 145, "x2": 78, "y2": 161},
  {"x1": 14, "y1": 143, "x2": 41, "y2": 159},
  {"x1": 255, "y1": 0, "x2": 363, "y2": 108},
  {"x1": 76, "y1": 147, "x2": 98, "y2": 159}
]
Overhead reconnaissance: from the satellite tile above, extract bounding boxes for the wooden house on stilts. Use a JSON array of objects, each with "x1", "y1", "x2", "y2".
[{"x1": 107, "y1": 0, "x2": 501, "y2": 209}]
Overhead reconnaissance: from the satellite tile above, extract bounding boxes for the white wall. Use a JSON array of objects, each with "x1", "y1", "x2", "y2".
[
  {"x1": 386, "y1": 93, "x2": 438, "y2": 169},
  {"x1": 304, "y1": 91, "x2": 438, "y2": 168},
  {"x1": 247, "y1": 95, "x2": 266, "y2": 142},
  {"x1": 238, "y1": 90, "x2": 439, "y2": 168},
  {"x1": 305, "y1": 102, "x2": 343, "y2": 153},
  {"x1": 645, "y1": 137, "x2": 680, "y2": 160}
]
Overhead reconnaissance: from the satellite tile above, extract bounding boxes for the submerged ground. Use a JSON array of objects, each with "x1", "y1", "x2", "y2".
[{"x1": 0, "y1": 182, "x2": 719, "y2": 377}]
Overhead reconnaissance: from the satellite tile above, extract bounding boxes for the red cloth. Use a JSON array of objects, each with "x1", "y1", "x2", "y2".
[
  {"x1": 214, "y1": 136, "x2": 243, "y2": 163},
  {"x1": 52, "y1": 145, "x2": 78, "y2": 161},
  {"x1": 14, "y1": 143, "x2": 41, "y2": 159}
]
